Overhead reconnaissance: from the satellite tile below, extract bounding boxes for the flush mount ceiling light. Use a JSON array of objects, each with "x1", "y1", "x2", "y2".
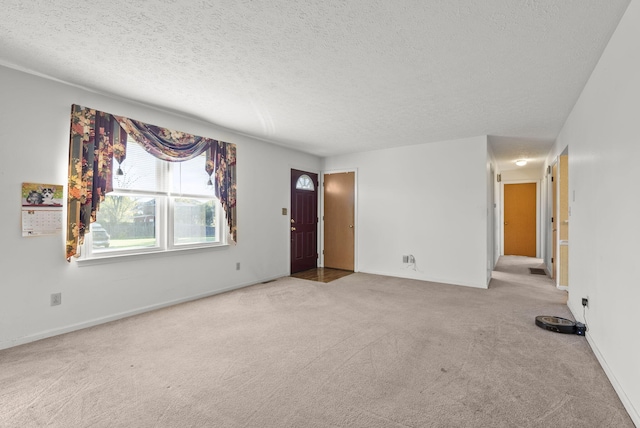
[{"x1": 515, "y1": 159, "x2": 528, "y2": 166}]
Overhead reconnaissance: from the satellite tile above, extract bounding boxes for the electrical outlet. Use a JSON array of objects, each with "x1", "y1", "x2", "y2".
[
  {"x1": 236, "y1": 262, "x2": 240, "y2": 271},
  {"x1": 51, "y1": 293, "x2": 62, "y2": 306},
  {"x1": 581, "y1": 297, "x2": 589, "y2": 308},
  {"x1": 402, "y1": 255, "x2": 409, "y2": 263}
]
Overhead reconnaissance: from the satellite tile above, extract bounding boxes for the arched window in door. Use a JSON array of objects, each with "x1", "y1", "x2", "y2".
[{"x1": 295, "y1": 174, "x2": 315, "y2": 191}]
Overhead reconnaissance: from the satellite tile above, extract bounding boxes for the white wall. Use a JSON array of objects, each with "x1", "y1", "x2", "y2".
[
  {"x1": 323, "y1": 136, "x2": 489, "y2": 288},
  {"x1": 0, "y1": 66, "x2": 321, "y2": 349},
  {"x1": 546, "y1": 0, "x2": 640, "y2": 423},
  {"x1": 500, "y1": 167, "x2": 542, "y2": 182}
]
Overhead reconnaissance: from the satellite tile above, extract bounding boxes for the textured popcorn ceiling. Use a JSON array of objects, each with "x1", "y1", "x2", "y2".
[{"x1": 0, "y1": 0, "x2": 630, "y2": 167}]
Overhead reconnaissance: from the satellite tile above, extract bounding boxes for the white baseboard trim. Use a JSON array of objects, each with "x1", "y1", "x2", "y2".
[
  {"x1": 0, "y1": 274, "x2": 286, "y2": 351},
  {"x1": 586, "y1": 334, "x2": 639, "y2": 426},
  {"x1": 568, "y1": 304, "x2": 639, "y2": 426},
  {"x1": 360, "y1": 269, "x2": 488, "y2": 289},
  {"x1": 556, "y1": 285, "x2": 569, "y2": 291}
]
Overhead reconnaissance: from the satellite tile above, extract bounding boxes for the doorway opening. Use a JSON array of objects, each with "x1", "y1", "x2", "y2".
[
  {"x1": 558, "y1": 152, "x2": 569, "y2": 289},
  {"x1": 503, "y1": 182, "x2": 537, "y2": 257}
]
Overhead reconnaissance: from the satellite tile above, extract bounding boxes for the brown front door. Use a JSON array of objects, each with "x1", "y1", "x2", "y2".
[
  {"x1": 324, "y1": 172, "x2": 355, "y2": 271},
  {"x1": 504, "y1": 183, "x2": 536, "y2": 257},
  {"x1": 290, "y1": 169, "x2": 318, "y2": 274}
]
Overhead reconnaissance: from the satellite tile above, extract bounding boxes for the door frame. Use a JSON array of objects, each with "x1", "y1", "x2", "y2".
[
  {"x1": 557, "y1": 151, "x2": 569, "y2": 290},
  {"x1": 545, "y1": 158, "x2": 558, "y2": 278},
  {"x1": 320, "y1": 168, "x2": 358, "y2": 271},
  {"x1": 500, "y1": 179, "x2": 542, "y2": 257}
]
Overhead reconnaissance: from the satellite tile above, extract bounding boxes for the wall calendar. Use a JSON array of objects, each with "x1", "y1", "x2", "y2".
[{"x1": 21, "y1": 182, "x2": 63, "y2": 237}]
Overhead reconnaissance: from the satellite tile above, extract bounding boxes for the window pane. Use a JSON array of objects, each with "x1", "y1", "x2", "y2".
[
  {"x1": 94, "y1": 195, "x2": 158, "y2": 251},
  {"x1": 172, "y1": 153, "x2": 215, "y2": 196},
  {"x1": 173, "y1": 198, "x2": 216, "y2": 245},
  {"x1": 296, "y1": 174, "x2": 315, "y2": 191},
  {"x1": 113, "y1": 142, "x2": 165, "y2": 192}
]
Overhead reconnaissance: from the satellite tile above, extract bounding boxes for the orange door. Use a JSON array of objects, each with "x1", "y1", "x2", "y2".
[
  {"x1": 324, "y1": 172, "x2": 355, "y2": 271},
  {"x1": 504, "y1": 183, "x2": 536, "y2": 257}
]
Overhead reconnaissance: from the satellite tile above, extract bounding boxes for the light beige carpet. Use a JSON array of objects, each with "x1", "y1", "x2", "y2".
[{"x1": 0, "y1": 256, "x2": 634, "y2": 427}]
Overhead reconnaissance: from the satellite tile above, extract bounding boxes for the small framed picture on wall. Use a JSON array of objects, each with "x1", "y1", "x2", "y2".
[{"x1": 21, "y1": 182, "x2": 63, "y2": 237}]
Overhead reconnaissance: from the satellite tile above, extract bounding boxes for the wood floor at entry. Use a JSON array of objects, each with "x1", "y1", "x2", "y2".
[{"x1": 291, "y1": 267, "x2": 353, "y2": 283}]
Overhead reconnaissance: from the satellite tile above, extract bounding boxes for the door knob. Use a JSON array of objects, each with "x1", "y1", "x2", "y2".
[
  {"x1": 290, "y1": 219, "x2": 295, "y2": 223},
  {"x1": 291, "y1": 227, "x2": 296, "y2": 231},
  {"x1": 504, "y1": 222, "x2": 508, "y2": 225},
  {"x1": 349, "y1": 225, "x2": 354, "y2": 228}
]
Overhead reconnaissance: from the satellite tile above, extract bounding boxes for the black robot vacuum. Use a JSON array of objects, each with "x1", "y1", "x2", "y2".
[{"x1": 535, "y1": 316, "x2": 586, "y2": 336}]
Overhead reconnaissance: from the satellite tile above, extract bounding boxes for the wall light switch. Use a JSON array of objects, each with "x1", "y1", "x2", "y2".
[{"x1": 282, "y1": 208, "x2": 287, "y2": 215}]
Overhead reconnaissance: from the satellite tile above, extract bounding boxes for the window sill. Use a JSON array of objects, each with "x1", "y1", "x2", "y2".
[{"x1": 75, "y1": 243, "x2": 230, "y2": 267}]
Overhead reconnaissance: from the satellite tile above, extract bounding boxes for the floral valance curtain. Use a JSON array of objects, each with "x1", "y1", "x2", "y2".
[
  {"x1": 114, "y1": 116, "x2": 213, "y2": 162},
  {"x1": 66, "y1": 104, "x2": 237, "y2": 260}
]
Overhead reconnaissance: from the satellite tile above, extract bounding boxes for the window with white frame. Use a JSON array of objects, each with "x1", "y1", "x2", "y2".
[{"x1": 83, "y1": 142, "x2": 223, "y2": 258}]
